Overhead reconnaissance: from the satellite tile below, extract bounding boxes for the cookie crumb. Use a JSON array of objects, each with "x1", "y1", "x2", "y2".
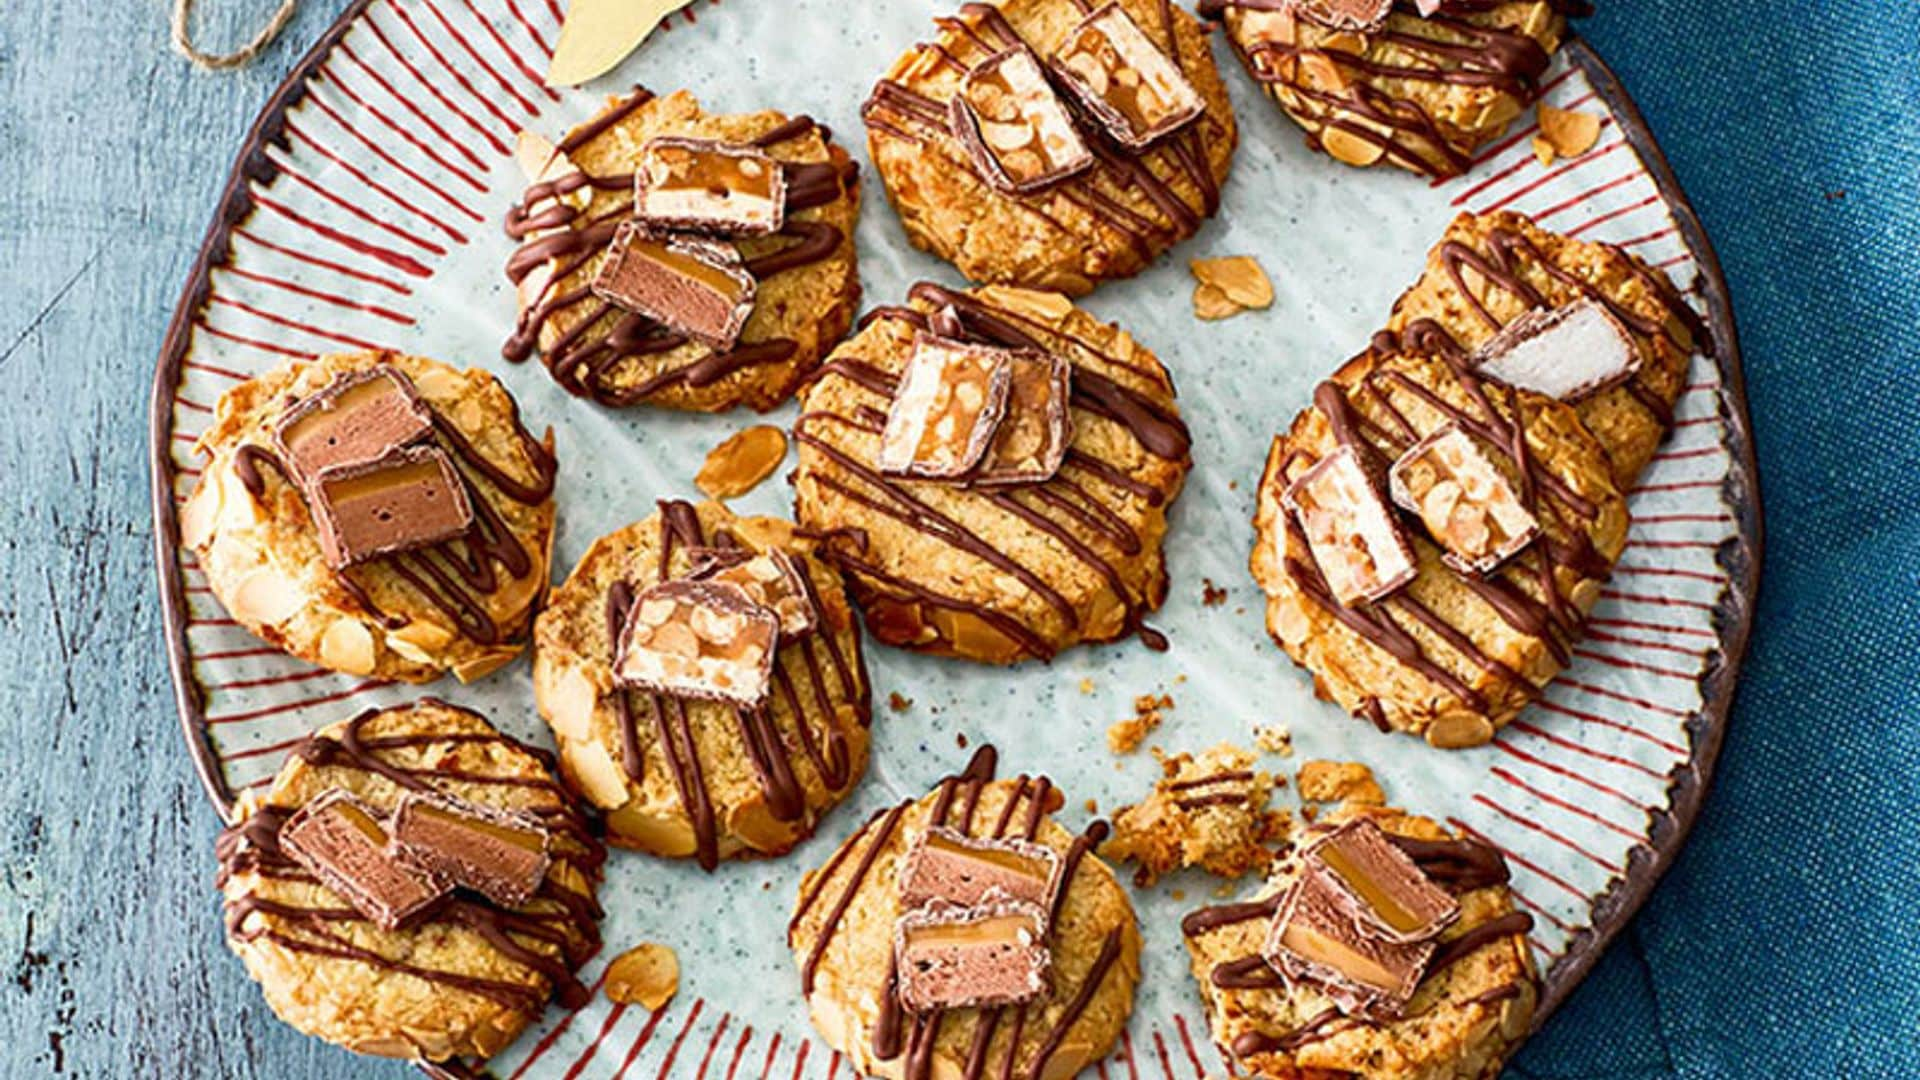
[
  {"x1": 1201, "y1": 579, "x2": 1228, "y2": 607},
  {"x1": 605, "y1": 943, "x2": 679, "y2": 1010},
  {"x1": 1297, "y1": 760, "x2": 1386, "y2": 807},
  {"x1": 1084, "y1": 798, "x2": 1099, "y2": 814},
  {"x1": 1078, "y1": 677, "x2": 1096, "y2": 694},
  {"x1": 1253, "y1": 723, "x2": 1293, "y2": 757},
  {"x1": 888, "y1": 692, "x2": 913, "y2": 712},
  {"x1": 694, "y1": 425, "x2": 788, "y2": 499},
  {"x1": 1108, "y1": 693, "x2": 1173, "y2": 754},
  {"x1": 1170, "y1": 888, "x2": 1186, "y2": 902},
  {"x1": 1101, "y1": 743, "x2": 1292, "y2": 886},
  {"x1": 1535, "y1": 104, "x2": 1601, "y2": 164},
  {"x1": 955, "y1": 732, "x2": 969, "y2": 749}
]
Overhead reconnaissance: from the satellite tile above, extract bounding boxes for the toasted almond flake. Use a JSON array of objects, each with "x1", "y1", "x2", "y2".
[
  {"x1": 1320, "y1": 123, "x2": 1387, "y2": 167},
  {"x1": 1532, "y1": 135, "x2": 1557, "y2": 167},
  {"x1": 319, "y1": 618, "x2": 377, "y2": 675},
  {"x1": 1297, "y1": 760, "x2": 1385, "y2": 805},
  {"x1": 566, "y1": 739, "x2": 632, "y2": 809},
  {"x1": 231, "y1": 569, "x2": 302, "y2": 626},
  {"x1": 695, "y1": 425, "x2": 789, "y2": 500},
  {"x1": 605, "y1": 943, "x2": 679, "y2": 1010},
  {"x1": 1192, "y1": 256, "x2": 1274, "y2": 309},
  {"x1": 1191, "y1": 282, "x2": 1241, "y2": 321},
  {"x1": 546, "y1": 0, "x2": 694, "y2": 87},
  {"x1": 1538, "y1": 104, "x2": 1601, "y2": 159}
]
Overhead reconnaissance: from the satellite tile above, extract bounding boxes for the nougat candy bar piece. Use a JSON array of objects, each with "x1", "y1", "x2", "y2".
[
  {"x1": 1052, "y1": 2, "x2": 1206, "y2": 149},
  {"x1": 900, "y1": 826, "x2": 1062, "y2": 911},
  {"x1": 1281, "y1": 445, "x2": 1416, "y2": 606},
  {"x1": 689, "y1": 547, "x2": 817, "y2": 639},
  {"x1": 274, "y1": 365, "x2": 434, "y2": 482},
  {"x1": 973, "y1": 351, "x2": 1072, "y2": 486},
  {"x1": 389, "y1": 791, "x2": 553, "y2": 908},
  {"x1": 309, "y1": 446, "x2": 474, "y2": 569},
  {"x1": 950, "y1": 46, "x2": 1095, "y2": 195},
  {"x1": 1389, "y1": 423, "x2": 1540, "y2": 575},
  {"x1": 894, "y1": 900, "x2": 1051, "y2": 1013},
  {"x1": 633, "y1": 137, "x2": 786, "y2": 237},
  {"x1": 1290, "y1": 0, "x2": 1392, "y2": 33},
  {"x1": 1262, "y1": 869, "x2": 1435, "y2": 1020},
  {"x1": 877, "y1": 333, "x2": 1014, "y2": 479},
  {"x1": 613, "y1": 579, "x2": 779, "y2": 706},
  {"x1": 1470, "y1": 299, "x2": 1642, "y2": 404},
  {"x1": 278, "y1": 789, "x2": 449, "y2": 930},
  {"x1": 1301, "y1": 819, "x2": 1460, "y2": 945},
  {"x1": 592, "y1": 222, "x2": 758, "y2": 350}
]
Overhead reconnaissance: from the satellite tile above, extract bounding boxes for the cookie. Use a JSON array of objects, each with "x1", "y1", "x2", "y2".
[
  {"x1": 216, "y1": 699, "x2": 603, "y2": 1063},
  {"x1": 793, "y1": 282, "x2": 1192, "y2": 664},
  {"x1": 1200, "y1": 1, "x2": 1580, "y2": 178},
  {"x1": 532, "y1": 499, "x2": 872, "y2": 867},
  {"x1": 505, "y1": 88, "x2": 861, "y2": 411},
  {"x1": 179, "y1": 350, "x2": 557, "y2": 684},
  {"x1": 789, "y1": 747, "x2": 1141, "y2": 1080},
  {"x1": 1249, "y1": 346, "x2": 1629, "y2": 748},
  {"x1": 863, "y1": 0, "x2": 1238, "y2": 295},
  {"x1": 1182, "y1": 806, "x2": 1537, "y2": 1079},
  {"x1": 1384, "y1": 210, "x2": 1708, "y2": 486}
]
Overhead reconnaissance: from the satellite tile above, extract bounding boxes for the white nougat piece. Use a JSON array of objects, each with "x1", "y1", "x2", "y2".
[
  {"x1": 1282, "y1": 445, "x2": 1416, "y2": 606},
  {"x1": 877, "y1": 333, "x2": 1014, "y2": 479},
  {"x1": 1471, "y1": 299, "x2": 1641, "y2": 403}
]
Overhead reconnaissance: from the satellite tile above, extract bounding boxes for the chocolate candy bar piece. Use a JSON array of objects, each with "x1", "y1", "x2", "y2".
[
  {"x1": 1051, "y1": 2, "x2": 1206, "y2": 149},
  {"x1": 1281, "y1": 446, "x2": 1416, "y2": 606},
  {"x1": 613, "y1": 579, "x2": 780, "y2": 706},
  {"x1": 274, "y1": 366, "x2": 434, "y2": 482},
  {"x1": 973, "y1": 351, "x2": 1073, "y2": 486},
  {"x1": 1471, "y1": 299, "x2": 1642, "y2": 404},
  {"x1": 592, "y1": 221, "x2": 758, "y2": 350},
  {"x1": 389, "y1": 791, "x2": 553, "y2": 908},
  {"x1": 877, "y1": 333, "x2": 1015, "y2": 479},
  {"x1": 633, "y1": 137, "x2": 786, "y2": 237},
  {"x1": 1292, "y1": 0, "x2": 1392, "y2": 32},
  {"x1": 894, "y1": 900, "x2": 1051, "y2": 1013},
  {"x1": 1262, "y1": 869, "x2": 1435, "y2": 1020},
  {"x1": 950, "y1": 46, "x2": 1095, "y2": 195},
  {"x1": 1388, "y1": 423, "x2": 1540, "y2": 575},
  {"x1": 278, "y1": 789, "x2": 449, "y2": 930},
  {"x1": 689, "y1": 548, "x2": 817, "y2": 639},
  {"x1": 1301, "y1": 819, "x2": 1460, "y2": 945},
  {"x1": 309, "y1": 446, "x2": 474, "y2": 569},
  {"x1": 900, "y1": 826, "x2": 1062, "y2": 911}
]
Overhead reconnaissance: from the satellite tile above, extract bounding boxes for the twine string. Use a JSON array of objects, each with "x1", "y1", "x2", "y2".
[{"x1": 169, "y1": 0, "x2": 299, "y2": 70}]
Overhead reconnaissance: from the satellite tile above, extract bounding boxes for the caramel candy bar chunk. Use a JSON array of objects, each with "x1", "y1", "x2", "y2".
[
  {"x1": 613, "y1": 579, "x2": 780, "y2": 706},
  {"x1": 974, "y1": 351, "x2": 1073, "y2": 486},
  {"x1": 1471, "y1": 299, "x2": 1642, "y2": 404},
  {"x1": 1281, "y1": 446, "x2": 1416, "y2": 606},
  {"x1": 274, "y1": 366, "x2": 434, "y2": 481},
  {"x1": 592, "y1": 222, "x2": 758, "y2": 350},
  {"x1": 877, "y1": 333, "x2": 1015, "y2": 479},
  {"x1": 689, "y1": 548, "x2": 817, "y2": 639},
  {"x1": 1262, "y1": 870, "x2": 1435, "y2": 1020},
  {"x1": 900, "y1": 826, "x2": 1062, "y2": 911},
  {"x1": 1052, "y1": 2, "x2": 1206, "y2": 149},
  {"x1": 950, "y1": 46, "x2": 1095, "y2": 195},
  {"x1": 633, "y1": 137, "x2": 786, "y2": 237},
  {"x1": 1389, "y1": 424, "x2": 1540, "y2": 575},
  {"x1": 894, "y1": 900, "x2": 1051, "y2": 1013},
  {"x1": 278, "y1": 789, "x2": 449, "y2": 930},
  {"x1": 389, "y1": 791, "x2": 553, "y2": 908},
  {"x1": 309, "y1": 446, "x2": 474, "y2": 569},
  {"x1": 1301, "y1": 819, "x2": 1460, "y2": 945},
  {"x1": 1291, "y1": 0, "x2": 1392, "y2": 33}
]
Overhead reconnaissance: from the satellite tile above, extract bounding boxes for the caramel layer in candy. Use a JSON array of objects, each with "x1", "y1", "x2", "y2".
[
  {"x1": 278, "y1": 789, "x2": 449, "y2": 930},
  {"x1": 274, "y1": 365, "x2": 434, "y2": 482},
  {"x1": 1302, "y1": 819, "x2": 1460, "y2": 945},
  {"x1": 877, "y1": 333, "x2": 1014, "y2": 479},
  {"x1": 1389, "y1": 424, "x2": 1540, "y2": 575},
  {"x1": 1263, "y1": 869, "x2": 1435, "y2": 1020},
  {"x1": 689, "y1": 547, "x2": 817, "y2": 639},
  {"x1": 310, "y1": 446, "x2": 474, "y2": 569},
  {"x1": 974, "y1": 351, "x2": 1073, "y2": 486},
  {"x1": 1471, "y1": 299, "x2": 1642, "y2": 404},
  {"x1": 950, "y1": 46, "x2": 1095, "y2": 195},
  {"x1": 894, "y1": 900, "x2": 1051, "y2": 1013},
  {"x1": 614, "y1": 579, "x2": 780, "y2": 706},
  {"x1": 592, "y1": 222, "x2": 758, "y2": 350},
  {"x1": 389, "y1": 791, "x2": 553, "y2": 908},
  {"x1": 900, "y1": 826, "x2": 1062, "y2": 911},
  {"x1": 1052, "y1": 2, "x2": 1206, "y2": 149},
  {"x1": 633, "y1": 137, "x2": 786, "y2": 237},
  {"x1": 1281, "y1": 446, "x2": 1416, "y2": 606}
]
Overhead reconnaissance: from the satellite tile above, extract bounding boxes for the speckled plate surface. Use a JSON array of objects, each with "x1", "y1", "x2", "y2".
[{"x1": 150, "y1": 2, "x2": 1758, "y2": 1076}]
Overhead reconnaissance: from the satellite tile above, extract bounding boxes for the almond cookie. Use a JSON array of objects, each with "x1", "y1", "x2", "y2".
[
  {"x1": 1250, "y1": 345, "x2": 1629, "y2": 748},
  {"x1": 216, "y1": 699, "x2": 603, "y2": 1064},
  {"x1": 1199, "y1": 0, "x2": 1582, "y2": 178},
  {"x1": 792, "y1": 282, "x2": 1192, "y2": 664},
  {"x1": 1383, "y1": 210, "x2": 1708, "y2": 486},
  {"x1": 532, "y1": 499, "x2": 871, "y2": 868},
  {"x1": 505, "y1": 87, "x2": 861, "y2": 411},
  {"x1": 863, "y1": 0, "x2": 1238, "y2": 295},
  {"x1": 179, "y1": 350, "x2": 557, "y2": 683},
  {"x1": 1182, "y1": 806, "x2": 1537, "y2": 1079},
  {"x1": 789, "y1": 747, "x2": 1141, "y2": 1080}
]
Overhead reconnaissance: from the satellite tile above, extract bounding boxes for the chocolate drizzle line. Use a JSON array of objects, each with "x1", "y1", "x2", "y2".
[
  {"x1": 799, "y1": 283, "x2": 1189, "y2": 660},
  {"x1": 216, "y1": 701, "x2": 604, "y2": 1019},
  {"x1": 503, "y1": 87, "x2": 859, "y2": 407}
]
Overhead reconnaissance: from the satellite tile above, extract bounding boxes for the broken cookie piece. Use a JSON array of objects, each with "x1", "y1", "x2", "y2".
[
  {"x1": 894, "y1": 900, "x2": 1051, "y2": 1013},
  {"x1": 1388, "y1": 423, "x2": 1539, "y2": 575},
  {"x1": 1299, "y1": 819, "x2": 1459, "y2": 945},
  {"x1": 278, "y1": 789, "x2": 449, "y2": 930},
  {"x1": 688, "y1": 547, "x2": 817, "y2": 638},
  {"x1": 613, "y1": 579, "x2": 780, "y2": 706},
  {"x1": 633, "y1": 136, "x2": 786, "y2": 237},
  {"x1": 877, "y1": 332, "x2": 1015, "y2": 479},
  {"x1": 592, "y1": 222, "x2": 758, "y2": 350},
  {"x1": 1263, "y1": 867, "x2": 1435, "y2": 1020},
  {"x1": 900, "y1": 826, "x2": 1062, "y2": 911},
  {"x1": 389, "y1": 790, "x2": 554, "y2": 908},
  {"x1": 974, "y1": 350, "x2": 1072, "y2": 485},
  {"x1": 950, "y1": 46, "x2": 1095, "y2": 195},
  {"x1": 309, "y1": 446, "x2": 475, "y2": 569},
  {"x1": 1281, "y1": 445, "x2": 1416, "y2": 607},
  {"x1": 1051, "y1": 2, "x2": 1206, "y2": 149},
  {"x1": 273, "y1": 365, "x2": 435, "y2": 482},
  {"x1": 1470, "y1": 299, "x2": 1641, "y2": 404},
  {"x1": 1104, "y1": 744, "x2": 1290, "y2": 885}
]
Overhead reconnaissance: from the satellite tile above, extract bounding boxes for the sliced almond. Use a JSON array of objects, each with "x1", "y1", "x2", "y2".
[
  {"x1": 564, "y1": 738, "x2": 632, "y2": 809},
  {"x1": 1192, "y1": 256, "x2": 1274, "y2": 310},
  {"x1": 1191, "y1": 282, "x2": 1241, "y2": 321},
  {"x1": 987, "y1": 286, "x2": 1076, "y2": 323},
  {"x1": 319, "y1": 618, "x2": 377, "y2": 675},
  {"x1": 1538, "y1": 104, "x2": 1601, "y2": 160},
  {"x1": 605, "y1": 943, "x2": 679, "y2": 1010},
  {"x1": 543, "y1": 664, "x2": 601, "y2": 744},
  {"x1": 696, "y1": 425, "x2": 789, "y2": 500},
  {"x1": 230, "y1": 568, "x2": 303, "y2": 626},
  {"x1": 179, "y1": 473, "x2": 223, "y2": 550},
  {"x1": 1320, "y1": 124, "x2": 1387, "y2": 167},
  {"x1": 545, "y1": 0, "x2": 694, "y2": 88},
  {"x1": 1531, "y1": 135, "x2": 1557, "y2": 167}
]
